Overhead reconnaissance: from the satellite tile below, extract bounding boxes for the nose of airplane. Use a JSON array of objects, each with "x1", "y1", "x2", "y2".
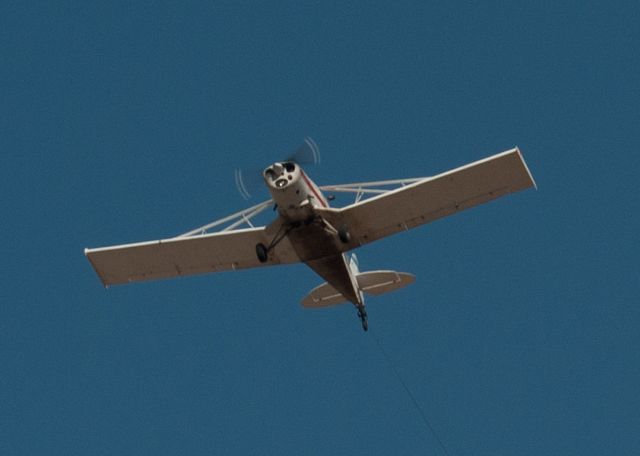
[{"x1": 263, "y1": 162, "x2": 298, "y2": 189}]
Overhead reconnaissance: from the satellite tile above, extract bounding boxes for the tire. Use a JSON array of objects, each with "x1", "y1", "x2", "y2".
[
  {"x1": 338, "y1": 224, "x2": 350, "y2": 244},
  {"x1": 256, "y1": 243, "x2": 268, "y2": 263}
]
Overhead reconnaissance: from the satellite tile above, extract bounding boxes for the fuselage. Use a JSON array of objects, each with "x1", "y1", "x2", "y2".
[{"x1": 262, "y1": 161, "x2": 363, "y2": 308}]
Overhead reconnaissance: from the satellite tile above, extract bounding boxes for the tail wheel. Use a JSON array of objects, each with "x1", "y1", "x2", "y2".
[
  {"x1": 358, "y1": 308, "x2": 368, "y2": 331},
  {"x1": 338, "y1": 224, "x2": 351, "y2": 244},
  {"x1": 256, "y1": 243, "x2": 268, "y2": 263}
]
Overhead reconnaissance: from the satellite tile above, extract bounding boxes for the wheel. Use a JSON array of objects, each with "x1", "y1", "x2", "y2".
[
  {"x1": 256, "y1": 243, "x2": 268, "y2": 263},
  {"x1": 358, "y1": 308, "x2": 368, "y2": 331},
  {"x1": 338, "y1": 224, "x2": 350, "y2": 244}
]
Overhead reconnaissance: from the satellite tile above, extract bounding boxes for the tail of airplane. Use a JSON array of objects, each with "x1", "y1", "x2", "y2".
[{"x1": 301, "y1": 254, "x2": 415, "y2": 308}]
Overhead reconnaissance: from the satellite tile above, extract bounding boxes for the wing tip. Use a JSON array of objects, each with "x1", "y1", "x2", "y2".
[
  {"x1": 514, "y1": 146, "x2": 538, "y2": 191},
  {"x1": 85, "y1": 248, "x2": 111, "y2": 288}
]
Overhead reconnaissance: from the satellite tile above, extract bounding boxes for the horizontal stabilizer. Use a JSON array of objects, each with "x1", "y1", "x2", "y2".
[
  {"x1": 301, "y1": 283, "x2": 349, "y2": 308},
  {"x1": 356, "y1": 270, "x2": 415, "y2": 295},
  {"x1": 301, "y1": 270, "x2": 415, "y2": 308}
]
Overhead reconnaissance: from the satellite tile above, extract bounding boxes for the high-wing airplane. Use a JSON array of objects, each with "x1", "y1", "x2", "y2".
[{"x1": 85, "y1": 140, "x2": 536, "y2": 331}]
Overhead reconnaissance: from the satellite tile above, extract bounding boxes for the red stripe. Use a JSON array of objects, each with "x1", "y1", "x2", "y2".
[{"x1": 300, "y1": 170, "x2": 327, "y2": 207}]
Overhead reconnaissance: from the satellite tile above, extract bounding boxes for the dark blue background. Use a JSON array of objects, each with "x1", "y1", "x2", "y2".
[{"x1": 2, "y1": 1, "x2": 639, "y2": 454}]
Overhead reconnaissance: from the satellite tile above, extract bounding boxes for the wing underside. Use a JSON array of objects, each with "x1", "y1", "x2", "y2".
[
  {"x1": 85, "y1": 227, "x2": 299, "y2": 286},
  {"x1": 318, "y1": 148, "x2": 535, "y2": 248},
  {"x1": 86, "y1": 148, "x2": 534, "y2": 287}
]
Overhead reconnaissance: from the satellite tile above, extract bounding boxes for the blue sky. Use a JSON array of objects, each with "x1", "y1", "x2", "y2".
[{"x1": 2, "y1": 1, "x2": 639, "y2": 454}]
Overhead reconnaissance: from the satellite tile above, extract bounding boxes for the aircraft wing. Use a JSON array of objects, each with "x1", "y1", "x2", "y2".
[
  {"x1": 319, "y1": 148, "x2": 536, "y2": 249},
  {"x1": 85, "y1": 227, "x2": 300, "y2": 286}
]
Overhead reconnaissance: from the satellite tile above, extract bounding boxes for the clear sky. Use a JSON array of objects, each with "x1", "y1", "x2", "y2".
[{"x1": 2, "y1": 1, "x2": 639, "y2": 455}]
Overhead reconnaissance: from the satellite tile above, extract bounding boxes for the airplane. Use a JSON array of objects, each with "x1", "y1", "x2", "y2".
[{"x1": 85, "y1": 139, "x2": 536, "y2": 331}]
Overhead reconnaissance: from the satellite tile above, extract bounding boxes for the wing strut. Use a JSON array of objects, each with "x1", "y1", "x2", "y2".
[
  {"x1": 177, "y1": 199, "x2": 273, "y2": 237},
  {"x1": 320, "y1": 178, "x2": 426, "y2": 203}
]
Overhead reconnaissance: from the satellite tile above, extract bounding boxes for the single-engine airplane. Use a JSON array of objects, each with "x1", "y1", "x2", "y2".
[{"x1": 85, "y1": 139, "x2": 536, "y2": 331}]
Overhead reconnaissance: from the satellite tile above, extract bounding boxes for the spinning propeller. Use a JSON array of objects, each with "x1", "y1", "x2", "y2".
[{"x1": 234, "y1": 137, "x2": 320, "y2": 199}]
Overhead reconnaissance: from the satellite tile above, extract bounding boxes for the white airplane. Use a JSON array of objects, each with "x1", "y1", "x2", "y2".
[{"x1": 85, "y1": 139, "x2": 536, "y2": 331}]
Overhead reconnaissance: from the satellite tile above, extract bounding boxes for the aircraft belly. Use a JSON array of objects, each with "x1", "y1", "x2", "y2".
[
  {"x1": 304, "y1": 254, "x2": 360, "y2": 305},
  {"x1": 287, "y1": 223, "x2": 342, "y2": 262},
  {"x1": 286, "y1": 224, "x2": 360, "y2": 305}
]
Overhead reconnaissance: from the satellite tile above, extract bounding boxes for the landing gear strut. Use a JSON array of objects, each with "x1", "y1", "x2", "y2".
[
  {"x1": 255, "y1": 222, "x2": 297, "y2": 263},
  {"x1": 357, "y1": 306, "x2": 368, "y2": 332}
]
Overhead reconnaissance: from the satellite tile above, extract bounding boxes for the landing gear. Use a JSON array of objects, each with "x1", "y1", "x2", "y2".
[
  {"x1": 256, "y1": 243, "x2": 268, "y2": 263},
  {"x1": 338, "y1": 224, "x2": 351, "y2": 244},
  {"x1": 357, "y1": 307, "x2": 368, "y2": 332},
  {"x1": 255, "y1": 222, "x2": 297, "y2": 263}
]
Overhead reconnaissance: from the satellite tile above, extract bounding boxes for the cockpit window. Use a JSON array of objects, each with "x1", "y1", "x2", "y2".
[{"x1": 283, "y1": 162, "x2": 296, "y2": 172}]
